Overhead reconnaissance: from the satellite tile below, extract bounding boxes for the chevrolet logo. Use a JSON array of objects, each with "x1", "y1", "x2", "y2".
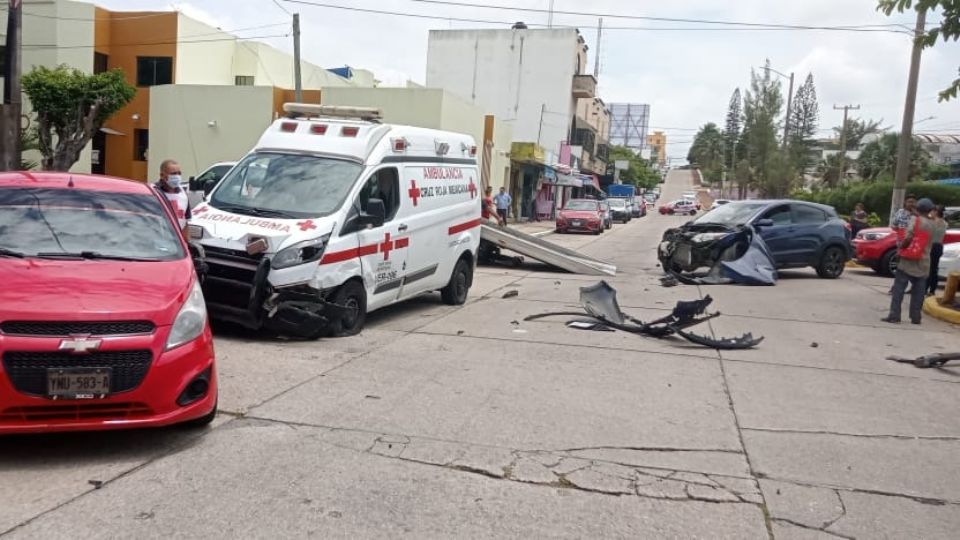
[{"x1": 58, "y1": 337, "x2": 102, "y2": 354}]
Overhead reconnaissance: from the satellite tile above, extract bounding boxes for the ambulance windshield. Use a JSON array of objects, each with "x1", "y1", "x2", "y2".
[{"x1": 209, "y1": 152, "x2": 362, "y2": 219}]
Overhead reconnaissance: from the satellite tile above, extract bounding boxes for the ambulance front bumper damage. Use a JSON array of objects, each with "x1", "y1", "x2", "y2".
[{"x1": 194, "y1": 246, "x2": 349, "y2": 337}]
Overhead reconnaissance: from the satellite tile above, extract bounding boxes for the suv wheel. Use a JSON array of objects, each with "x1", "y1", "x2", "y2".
[{"x1": 816, "y1": 246, "x2": 846, "y2": 279}]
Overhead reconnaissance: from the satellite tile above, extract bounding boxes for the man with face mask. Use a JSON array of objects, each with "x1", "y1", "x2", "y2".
[{"x1": 154, "y1": 159, "x2": 191, "y2": 238}]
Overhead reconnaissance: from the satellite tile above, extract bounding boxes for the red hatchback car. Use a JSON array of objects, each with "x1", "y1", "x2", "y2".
[
  {"x1": 0, "y1": 172, "x2": 217, "y2": 434},
  {"x1": 853, "y1": 226, "x2": 960, "y2": 276},
  {"x1": 556, "y1": 199, "x2": 604, "y2": 234}
]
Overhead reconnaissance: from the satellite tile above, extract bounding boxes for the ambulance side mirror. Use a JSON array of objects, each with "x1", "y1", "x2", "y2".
[
  {"x1": 188, "y1": 176, "x2": 199, "y2": 192},
  {"x1": 359, "y1": 198, "x2": 386, "y2": 228}
]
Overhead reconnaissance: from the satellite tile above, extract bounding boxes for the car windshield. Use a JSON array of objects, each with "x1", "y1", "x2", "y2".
[
  {"x1": 564, "y1": 200, "x2": 598, "y2": 211},
  {"x1": 209, "y1": 152, "x2": 363, "y2": 219},
  {"x1": 0, "y1": 187, "x2": 184, "y2": 260},
  {"x1": 608, "y1": 199, "x2": 627, "y2": 209},
  {"x1": 694, "y1": 201, "x2": 768, "y2": 226}
]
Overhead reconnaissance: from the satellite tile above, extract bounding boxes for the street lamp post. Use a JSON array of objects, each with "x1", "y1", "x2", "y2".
[{"x1": 764, "y1": 65, "x2": 794, "y2": 147}]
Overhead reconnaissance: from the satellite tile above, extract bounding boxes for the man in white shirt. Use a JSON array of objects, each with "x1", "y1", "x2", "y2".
[{"x1": 154, "y1": 159, "x2": 191, "y2": 238}]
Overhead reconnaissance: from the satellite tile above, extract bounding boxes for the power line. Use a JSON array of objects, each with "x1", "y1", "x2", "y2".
[
  {"x1": 278, "y1": 0, "x2": 912, "y2": 34},
  {"x1": 406, "y1": 0, "x2": 913, "y2": 34},
  {"x1": 271, "y1": 0, "x2": 293, "y2": 16},
  {"x1": 20, "y1": 34, "x2": 291, "y2": 51}
]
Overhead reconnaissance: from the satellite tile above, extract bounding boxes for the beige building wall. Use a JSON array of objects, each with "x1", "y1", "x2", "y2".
[
  {"x1": 175, "y1": 15, "x2": 236, "y2": 85},
  {"x1": 148, "y1": 85, "x2": 277, "y2": 179},
  {"x1": 320, "y1": 87, "x2": 512, "y2": 190}
]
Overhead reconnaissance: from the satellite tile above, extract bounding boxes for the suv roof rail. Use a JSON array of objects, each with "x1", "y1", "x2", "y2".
[{"x1": 282, "y1": 103, "x2": 383, "y2": 123}]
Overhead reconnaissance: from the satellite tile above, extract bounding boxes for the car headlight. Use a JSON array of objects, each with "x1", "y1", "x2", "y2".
[
  {"x1": 860, "y1": 231, "x2": 892, "y2": 241},
  {"x1": 272, "y1": 234, "x2": 330, "y2": 269},
  {"x1": 691, "y1": 232, "x2": 728, "y2": 243},
  {"x1": 166, "y1": 279, "x2": 207, "y2": 351},
  {"x1": 188, "y1": 224, "x2": 205, "y2": 240}
]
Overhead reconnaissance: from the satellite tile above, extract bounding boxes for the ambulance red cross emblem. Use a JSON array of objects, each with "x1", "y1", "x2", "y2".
[
  {"x1": 193, "y1": 205, "x2": 208, "y2": 215},
  {"x1": 468, "y1": 178, "x2": 477, "y2": 199},
  {"x1": 408, "y1": 180, "x2": 421, "y2": 207},
  {"x1": 297, "y1": 220, "x2": 317, "y2": 231}
]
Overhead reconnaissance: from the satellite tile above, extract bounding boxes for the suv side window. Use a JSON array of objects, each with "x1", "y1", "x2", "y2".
[
  {"x1": 945, "y1": 210, "x2": 960, "y2": 228},
  {"x1": 793, "y1": 205, "x2": 827, "y2": 224},
  {"x1": 358, "y1": 167, "x2": 400, "y2": 222},
  {"x1": 762, "y1": 205, "x2": 793, "y2": 226}
]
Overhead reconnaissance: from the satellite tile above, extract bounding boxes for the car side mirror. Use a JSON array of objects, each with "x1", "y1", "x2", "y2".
[
  {"x1": 755, "y1": 218, "x2": 774, "y2": 228},
  {"x1": 188, "y1": 176, "x2": 199, "y2": 192},
  {"x1": 359, "y1": 198, "x2": 386, "y2": 228}
]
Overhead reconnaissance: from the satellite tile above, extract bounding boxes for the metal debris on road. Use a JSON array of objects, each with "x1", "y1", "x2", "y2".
[
  {"x1": 523, "y1": 281, "x2": 763, "y2": 350},
  {"x1": 887, "y1": 352, "x2": 960, "y2": 368},
  {"x1": 502, "y1": 290, "x2": 519, "y2": 298}
]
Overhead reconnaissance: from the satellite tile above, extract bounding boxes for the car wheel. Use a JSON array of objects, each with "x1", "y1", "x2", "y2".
[
  {"x1": 816, "y1": 246, "x2": 846, "y2": 279},
  {"x1": 879, "y1": 249, "x2": 898, "y2": 277},
  {"x1": 327, "y1": 279, "x2": 367, "y2": 336},
  {"x1": 441, "y1": 257, "x2": 472, "y2": 305},
  {"x1": 555, "y1": 228, "x2": 564, "y2": 234}
]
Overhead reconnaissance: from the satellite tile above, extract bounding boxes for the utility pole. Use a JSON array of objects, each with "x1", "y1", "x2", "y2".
[
  {"x1": 1, "y1": 0, "x2": 23, "y2": 171},
  {"x1": 783, "y1": 71, "x2": 794, "y2": 146},
  {"x1": 891, "y1": 8, "x2": 926, "y2": 223},
  {"x1": 537, "y1": 103, "x2": 545, "y2": 146},
  {"x1": 292, "y1": 13, "x2": 302, "y2": 102},
  {"x1": 593, "y1": 18, "x2": 602, "y2": 79},
  {"x1": 834, "y1": 104, "x2": 861, "y2": 186},
  {"x1": 547, "y1": 0, "x2": 555, "y2": 28}
]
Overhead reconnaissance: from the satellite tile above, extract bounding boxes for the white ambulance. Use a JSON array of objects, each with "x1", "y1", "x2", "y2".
[{"x1": 189, "y1": 104, "x2": 482, "y2": 338}]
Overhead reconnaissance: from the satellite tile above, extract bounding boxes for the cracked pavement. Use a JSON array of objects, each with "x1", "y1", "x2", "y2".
[{"x1": 2, "y1": 170, "x2": 960, "y2": 538}]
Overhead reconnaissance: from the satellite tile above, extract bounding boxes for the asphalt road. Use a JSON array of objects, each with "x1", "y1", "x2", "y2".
[{"x1": 2, "y1": 170, "x2": 959, "y2": 539}]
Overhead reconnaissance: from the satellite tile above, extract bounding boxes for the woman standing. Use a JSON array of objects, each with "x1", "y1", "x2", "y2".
[{"x1": 927, "y1": 205, "x2": 948, "y2": 296}]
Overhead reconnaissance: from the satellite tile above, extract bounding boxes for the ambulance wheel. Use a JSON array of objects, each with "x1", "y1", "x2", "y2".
[
  {"x1": 441, "y1": 258, "x2": 471, "y2": 305},
  {"x1": 328, "y1": 279, "x2": 367, "y2": 337}
]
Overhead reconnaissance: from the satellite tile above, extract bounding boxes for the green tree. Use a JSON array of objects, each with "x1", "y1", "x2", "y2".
[
  {"x1": 688, "y1": 123, "x2": 725, "y2": 183},
  {"x1": 607, "y1": 145, "x2": 659, "y2": 189},
  {"x1": 20, "y1": 126, "x2": 40, "y2": 170},
  {"x1": 22, "y1": 65, "x2": 135, "y2": 171},
  {"x1": 878, "y1": 0, "x2": 960, "y2": 101},
  {"x1": 787, "y1": 73, "x2": 820, "y2": 173},
  {"x1": 857, "y1": 132, "x2": 930, "y2": 181},
  {"x1": 724, "y1": 88, "x2": 742, "y2": 172},
  {"x1": 742, "y1": 61, "x2": 784, "y2": 196},
  {"x1": 817, "y1": 153, "x2": 845, "y2": 188},
  {"x1": 833, "y1": 118, "x2": 883, "y2": 150}
]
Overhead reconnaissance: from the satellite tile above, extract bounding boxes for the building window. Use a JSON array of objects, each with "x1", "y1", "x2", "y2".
[
  {"x1": 136, "y1": 57, "x2": 173, "y2": 87},
  {"x1": 134, "y1": 129, "x2": 149, "y2": 161},
  {"x1": 94, "y1": 52, "x2": 109, "y2": 74},
  {"x1": 0, "y1": 45, "x2": 5, "y2": 75},
  {"x1": 235, "y1": 75, "x2": 255, "y2": 86}
]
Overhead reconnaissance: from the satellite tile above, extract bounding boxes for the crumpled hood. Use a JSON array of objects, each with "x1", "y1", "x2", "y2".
[{"x1": 0, "y1": 258, "x2": 193, "y2": 324}]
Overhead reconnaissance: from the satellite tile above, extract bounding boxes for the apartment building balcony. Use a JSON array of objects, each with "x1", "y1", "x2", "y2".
[{"x1": 572, "y1": 74, "x2": 597, "y2": 98}]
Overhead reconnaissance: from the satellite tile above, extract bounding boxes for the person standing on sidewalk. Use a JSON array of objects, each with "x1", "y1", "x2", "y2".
[
  {"x1": 888, "y1": 194, "x2": 919, "y2": 295},
  {"x1": 481, "y1": 186, "x2": 503, "y2": 226},
  {"x1": 927, "y1": 204, "x2": 948, "y2": 296},
  {"x1": 154, "y1": 159, "x2": 190, "y2": 239},
  {"x1": 493, "y1": 187, "x2": 512, "y2": 224},
  {"x1": 883, "y1": 198, "x2": 935, "y2": 325}
]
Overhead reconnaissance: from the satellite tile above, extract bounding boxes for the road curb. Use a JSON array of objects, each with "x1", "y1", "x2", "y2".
[
  {"x1": 923, "y1": 296, "x2": 960, "y2": 324},
  {"x1": 531, "y1": 229, "x2": 554, "y2": 238}
]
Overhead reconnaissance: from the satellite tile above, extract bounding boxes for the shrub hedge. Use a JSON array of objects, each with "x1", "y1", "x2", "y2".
[{"x1": 793, "y1": 182, "x2": 960, "y2": 218}]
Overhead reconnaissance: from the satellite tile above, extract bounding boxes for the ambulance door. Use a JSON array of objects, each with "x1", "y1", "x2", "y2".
[
  {"x1": 353, "y1": 167, "x2": 407, "y2": 311},
  {"x1": 398, "y1": 163, "x2": 477, "y2": 298}
]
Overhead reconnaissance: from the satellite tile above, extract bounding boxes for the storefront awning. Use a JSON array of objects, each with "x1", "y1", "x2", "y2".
[{"x1": 578, "y1": 174, "x2": 602, "y2": 191}]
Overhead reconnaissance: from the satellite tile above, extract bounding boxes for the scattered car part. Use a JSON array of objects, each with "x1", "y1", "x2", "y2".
[
  {"x1": 523, "y1": 281, "x2": 762, "y2": 350},
  {"x1": 887, "y1": 352, "x2": 960, "y2": 368},
  {"x1": 659, "y1": 224, "x2": 777, "y2": 286}
]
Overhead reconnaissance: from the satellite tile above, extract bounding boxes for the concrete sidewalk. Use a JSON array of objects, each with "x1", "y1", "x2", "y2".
[{"x1": 508, "y1": 219, "x2": 555, "y2": 237}]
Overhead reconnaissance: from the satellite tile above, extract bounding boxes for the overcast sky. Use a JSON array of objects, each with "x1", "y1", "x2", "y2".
[{"x1": 78, "y1": 0, "x2": 960, "y2": 160}]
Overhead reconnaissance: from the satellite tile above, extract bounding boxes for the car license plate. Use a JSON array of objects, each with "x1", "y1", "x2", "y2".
[
  {"x1": 47, "y1": 368, "x2": 111, "y2": 399},
  {"x1": 572, "y1": 220, "x2": 582, "y2": 226}
]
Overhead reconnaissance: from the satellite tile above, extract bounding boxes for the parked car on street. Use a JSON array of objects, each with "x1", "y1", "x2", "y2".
[
  {"x1": 710, "y1": 199, "x2": 731, "y2": 210},
  {"x1": 556, "y1": 199, "x2": 604, "y2": 235},
  {"x1": 659, "y1": 199, "x2": 698, "y2": 215},
  {"x1": 188, "y1": 161, "x2": 236, "y2": 207},
  {"x1": 659, "y1": 200, "x2": 852, "y2": 279},
  {"x1": 854, "y1": 226, "x2": 960, "y2": 276},
  {"x1": 608, "y1": 197, "x2": 631, "y2": 223},
  {"x1": 0, "y1": 172, "x2": 217, "y2": 434},
  {"x1": 599, "y1": 199, "x2": 613, "y2": 229}
]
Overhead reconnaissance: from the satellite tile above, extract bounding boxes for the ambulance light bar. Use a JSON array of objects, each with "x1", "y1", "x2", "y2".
[{"x1": 283, "y1": 103, "x2": 382, "y2": 122}]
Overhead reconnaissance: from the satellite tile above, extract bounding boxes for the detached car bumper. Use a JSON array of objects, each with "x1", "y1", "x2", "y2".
[{"x1": 0, "y1": 328, "x2": 216, "y2": 435}]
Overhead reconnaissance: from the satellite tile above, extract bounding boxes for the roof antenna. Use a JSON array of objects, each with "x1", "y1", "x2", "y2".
[{"x1": 67, "y1": 176, "x2": 75, "y2": 188}]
